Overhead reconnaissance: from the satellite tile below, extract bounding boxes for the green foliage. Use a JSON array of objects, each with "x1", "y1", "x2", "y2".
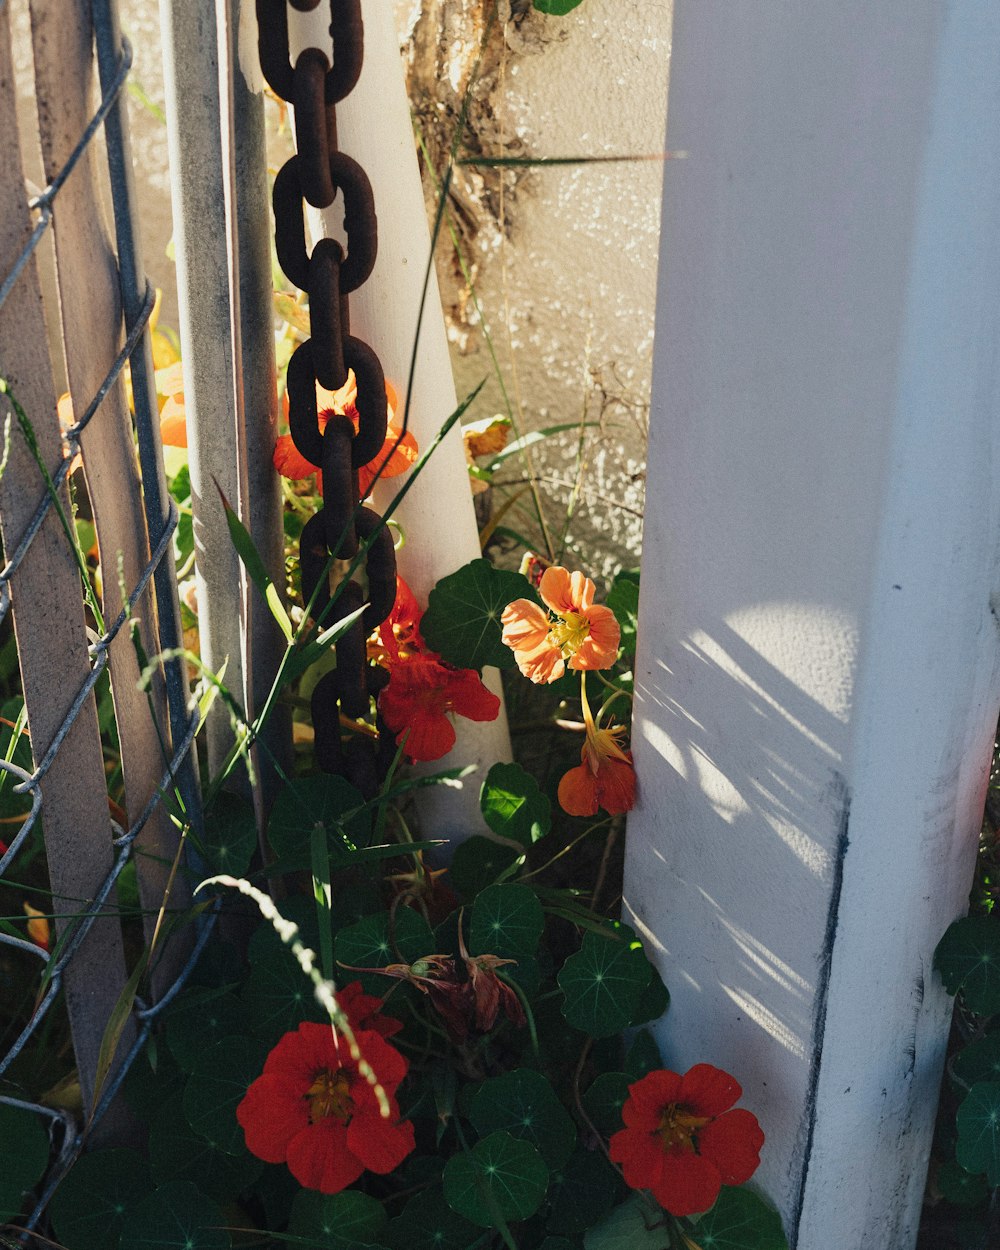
[
  {"x1": 288, "y1": 1189, "x2": 388, "y2": 1247},
  {"x1": 118, "y1": 1181, "x2": 231, "y2": 1250},
  {"x1": 49, "y1": 1149, "x2": 155, "y2": 1250},
  {"x1": 421, "y1": 558, "x2": 536, "y2": 670},
  {"x1": 480, "y1": 761, "x2": 552, "y2": 846},
  {"x1": 607, "y1": 575, "x2": 639, "y2": 660},
  {"x1": 0, "y1": 1102, "x2": 49, "y2": 1222},
  {"x1": 443, "y1": 1130, "x2": 549, "y2": 1227},
  {"x1": 956, "y1": 1082, "x2": 1000, "y2": 1185},
  {"x1": 470, "y1": 1068, "x2": 577, "y2": 1168},
  {"x1": 558, "y1": 923, "x2": 656, "y2": 1038},
  {"x1": 534, "y1": 0, "x2": 587, "y2": 13},
  {"x1": 583, "y1": 1195, "x2": 673, "y2": 1250},
  {"x1": 689, "y1": 1188, "x2": 788, "y2": 1249},
  {"x1": 469, "y1": 883, "x2": 545, "y2": 958},
  {"x1": 448, "y1": 834, "x2": 522, "y2": 899},
  {"x1": 935, "y1": 915, "x2": 1000, "y2": 1015}
]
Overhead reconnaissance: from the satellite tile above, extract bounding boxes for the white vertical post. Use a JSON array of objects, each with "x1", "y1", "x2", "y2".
[
  {"x1": 288, "y1": 2, "x2": 512, "y2": 842},
  {"x1": 626, "y1": 4, "x2": 1000, "y2": 1247}
]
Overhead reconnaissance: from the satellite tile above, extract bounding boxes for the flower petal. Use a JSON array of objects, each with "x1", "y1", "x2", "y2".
[
  {"x1": 237, "y1": 1073, "x2": 310, "y2": 1163},
  {"x1": 569, "y1": 604, "x2": 620, "y2": 671},
  {"x1": 514, "y1": 641, "x2": 565, "y2": 685},
  {"x1": 286, "y1": 1121, "x2": 363, "y2": 1194},
  {"x1": 446, "y1": 668, "x2": 501, "y2": 723},
  {"x1": 159, "y1": 399, "x2": 188, "y2": 448},
  {"x1": 347, "y1": 1110, "x2": 416, "y2": 1174},
  {"x1": 595, "y1": 755, "x2": 636, "y2": 814},
  {"x1": 649, "y1": 1148, "x2": 722, "y2": 1217},
  {"x1": 358, "y1": 423, "x2": 419, "y2": 496},
  {"x1": 697, "y1": 1108, "x2": 764, "y2": 1184},
  {"x1": 557, "y1": 761, "x2": 600, "y2": 817},
  {"x1": 609, "y1": 1126, "x2": 667, "y2": 1193},
  {"x1": 273, "y1": 432, "x2": 318, "y2": 480},
  {"x1": 624, "y1": 1070, "x2": 683, "y2": 1129},
  {"x1": 501, "y1": 599, "x2": 552, "y2": 656},
  {"x1": 539, "y1": 566, "x2": 595, "y2": 615},
  {"x1": 679, "y1": 1064, "x2": 742, "y2": 1118}
]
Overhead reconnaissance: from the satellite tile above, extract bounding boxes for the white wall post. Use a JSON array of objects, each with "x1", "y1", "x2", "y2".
[
  {"x1": 288, "y1": 2, "x2": 512, "y2": 843},
  {"x1": 626, "y1": 4, "x2": 1000, "y2": 1247}
]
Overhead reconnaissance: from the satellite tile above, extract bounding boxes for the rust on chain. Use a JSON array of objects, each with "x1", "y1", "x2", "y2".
[{"x1": 263, "y1": 0, "x2": 397, "y2": 796}]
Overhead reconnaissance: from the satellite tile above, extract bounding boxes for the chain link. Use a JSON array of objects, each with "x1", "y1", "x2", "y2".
[{"x1": 259, "y1": 0, "x2": 396, "y2": 797}]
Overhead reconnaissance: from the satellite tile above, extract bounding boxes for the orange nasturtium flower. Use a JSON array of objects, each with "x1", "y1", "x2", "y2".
[
  {"x1": 273, "y1": 371, "x2": 418, "y2": 498},
  {"x1": 501, "y1": 566, "x2": 620, "y2": 684},
  {"x1": 609, "y1": 1065, "x2": 764, "y2": 1217},
  {"x1": 557, "y1": 679, "x2": 636, "y2": 817},
  {"x1": 23, "y1": 902, "x2": 51, "y2": 952}
]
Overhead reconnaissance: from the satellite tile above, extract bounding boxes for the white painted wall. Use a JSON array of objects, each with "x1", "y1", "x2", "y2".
[{"x1": 627, "y1": 4, "x2": 1000, "y2": 1246}]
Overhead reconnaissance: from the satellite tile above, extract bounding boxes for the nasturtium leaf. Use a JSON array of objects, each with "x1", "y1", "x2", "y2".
[
  {"x1": 289, "y1": 1189, "x2": 388, "y2": 1246},
  {"x1": 936, "y1": 1159, "x2": 989, "y2": 1207},
  {"x1": 119, "y1": 1180, "x2": 231, "y2": 1250},
  {"x1": 547, "y1": 1146, "x2": 623, "y2": 1236},
  {"x1": 49, "y1": 1149, "x2": 154, "y2": 1250},
  {"x1": 583, "y1": 1194, "x2": 673, "y2": 1250},
  {"x1": 470, "y1": 884, "x2": 544, "y2": 958},
  {"x1": 534, "y1": 0, "x2": 586, "y2": 14},
  {"x1": 182, "y1": 1035, "x2": 269, "y2": 1155},
  {"x1": 448, "y1": 835, "x2": 521, "y2": 900},
  {"x1": 934, "y1": 915, "x2": 1000, "y2": 1015},
  {"x1": 0, "y1": 1102, "x2": 49, "y2": 1222},
  {"x1": 689, "y1": 1186, "x2": 788, "y2": 1248},
  {"x1": 193, "y1": 791, "x2": 257, "y2": 877},
  {"x1": 558, "y1": 925, "x2": 653, "y2": 1038},
  {"x1": 421, "y1": 558, "x2": 535, "y2": 670},
  {"x1": 165, "y1": 988, "x2": 252, "y2": 1071},
  {"x1": 470, "y1": 1068, "x2": 577, "y2": 1170},
  {"x1": 606, "y1": 577, "x2": 639, "y2": 659},
  {"x1": 480, "y1": 762, "x2": 551, "y2": 847},
  {"x1": 241, "y1": 947, "x2": 327, "y2": 1040},
  {"x1": 956, "y1": 1081, "x2": 1000, "y2": 1185},
  {"x1": 123, "y1": 1046, "x2": 186, "y2": 1121},
  {"x1": 246, "y1": 892, "x2": 321, "y2": 965},
  {"x1": 148, "y1": 1101, "x2": 262, "y2": 1202},
  {"x1": 953, "y1": 1035, "x2": 1000, "y2": 1088},
  {"x1": 335, "y1": 907, "x2": 435, "y2": 995},
  {"x1": 268, "y1": 774, "x2": 370, "y2": 863},
  {"x1": 539, "y1": 1240, "x2": 579, "y2": 1250},
  {"x1": 582, "y1": 1071, "x2": 631, "y2": 1135},
  {"x1": 443, "y1": 1130, "x2": 549, "y2": 1228},
  {"x1": 632, "y1": 964, "x2": 670, "y2": 1027},
  {"x1": 625, "y1": 1029, "x2": 664, "y2": 1082},
  {"x1": 386, "y1": 1186, "x2": 480, "y2": 1250},
  {"x1": 188, "y1": 938, "x2": 243, "y2": 989}
]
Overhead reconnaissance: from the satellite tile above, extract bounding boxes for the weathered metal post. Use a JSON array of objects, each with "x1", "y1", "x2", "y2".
[{"x1": 625, "y1": 4, "x2": 1000, "y2": 1247}]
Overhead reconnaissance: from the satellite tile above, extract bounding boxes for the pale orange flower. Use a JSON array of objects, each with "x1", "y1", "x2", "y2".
[
  {"x1": 501, "y1": 566, "x2": 620, "y2": 684},
  {"x1": 557, "y1": 683, "x2": 636, "y2": 818},
  {"x1": 23, "y1": 901, "x2": 51, "y2": 952},
  {"x1": 155, "y1": 361, "x2": 187, "y2": 447},
  {"x1": 273, "y1": 371, "x2": 418, "y2": 497}
]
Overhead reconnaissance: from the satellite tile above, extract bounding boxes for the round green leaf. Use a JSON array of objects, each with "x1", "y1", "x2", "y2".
[
  {"x1": 937, "y1": 1159, "x2": 989, "y2": 1207},
  {"x1": 335, "y1": 907, "x2": 435, "y2": 994},
  {"x1": 582, "y1": 1072, "x2": 631, "y2": 1135},
  {"x1": 422, "y1": 559, "x2": 535, "y2": 670},
  {"x1": 148, "y1": 1101, "x2": 262, "y2": 1202},
  {"x1": 123, "y1": 1046, "x2": 187, "y2": 1122},
  {"x1": 386, "y1": 1186, "x2": 480, "y2": 1250},
  {"x1": 534, "y1": 0, "x2": 586, "y2": 14},
  {"x1": 194, "y1": 791, "x2": 257, "y2": 876},
  {"x1": 934, "y1": 915, "x2": 1000, "y2": 1015},
  {"x1": 558, "y1": 927, "x2": 653, "y2": 1038},
  {"x1": 625, "y1": 1029, "x2": 664, "y2": 1081},
  {"x1": 268, "y1": 774, "x2": 369, "y2": 863},
  {"x1": 540, "y1": 1240, "x2": 579, "y2": 1250},
  {"x1": 49, "y1": 1149, "x2": 154, "y2": 1250},
  {"x1": 165, "y1": 989, "x2": 252, "y2": 1072},
  {"x1": 241, "y1": 948, "x2": 327, "y2": 1041},
  {"x1": 688, "y1": 1187, "x2": 787, "y2": 1248},
  {"x1": 448, "y1": 835, "x2": 520, "y2": 901},
  {"x1": 470, "y1": 884, "x2": 544, "y2": 958},
  {"x1": 289, "y1": 1189, "x2": 388, "y2": 1246},
  {"x1": 606, "y1": 576, "x2": 639, "y2": 659},
  {"x1": 956, "y1": 1081, "x2": 1000, "y2": 1185},
  {"x1": 182, "y1": 1035, "x2": 268, "y2": 1155},
  {"x1": 583, "y1": 1194, "x2": 673, "y2": 1250},
  {"x1": 952, "y1": 1035, "x2": 1000, "y2": 1088},
  {"x1": 480, "y1": 762, "x2": 551, "y2": 847},
  {"x1": 0, "y1": 1102, "x2": 49, "y2": 1221},
  {"x1": 471, "y1": 1069, "x2": 576, "y2": 1169},
  {"x1": 118, "y1": 1180, "x2": 231, "y2": 1250},
  {"x1": 547, "y1": 1146, "x2": 622, "y2": 1236},
  {"x1": 246, "y1": 892, "x2": 322, "y2": 964},
  {"x1": 443, "y1": 1130, "x2": 548, "y2": 1228},
  {"x1": 632, "y1": 965, "x2": 670, "y2": 1028}
]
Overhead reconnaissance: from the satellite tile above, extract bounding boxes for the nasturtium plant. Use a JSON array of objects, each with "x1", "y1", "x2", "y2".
[
  {"x1": 421, "y1": 558, "x2": 536, "y2": 670},
  {"x1": 934, "y1": 914, "x2": 1000, "y2": 1015},
  {"x1": 534, "y1": 0, "x2": 587, "y2": 13},
  {"x1": 443, "y1": 1130, "x2": 549, "y2": 1227},
  {"x1": 480, "y1": 760, "x2": 551, "y2": 846},
  {"x1": 0, "y1": 1102, "x2": 50, "y2": 1222},
  {"x1": 469, "y1": 883, "x2": 545, "y2": 958},
  {"x1": 48, "y1": 1150, "x2": 155, "y2": 1250},
  {"x1": 956, "y1": 1081, "x2": 1000, "y2": 1185},
  {"x1": 558, "y1": 923, "x2": 655, "y2": 1038}
]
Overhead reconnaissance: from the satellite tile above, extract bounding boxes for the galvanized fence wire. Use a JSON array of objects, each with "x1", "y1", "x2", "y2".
[{"x1": 0, "y1": 7, "x2": 212, "y2": 1235}]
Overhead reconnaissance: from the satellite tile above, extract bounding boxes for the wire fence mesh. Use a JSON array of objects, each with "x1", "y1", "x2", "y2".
[{"x1": 0, "y1": 2, "x2": 209, "y2": 1235}]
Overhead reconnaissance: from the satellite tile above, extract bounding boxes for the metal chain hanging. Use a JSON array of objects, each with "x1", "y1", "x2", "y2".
[{"x1": 258, "y1": 0, "x2": 397, "y2": 797}]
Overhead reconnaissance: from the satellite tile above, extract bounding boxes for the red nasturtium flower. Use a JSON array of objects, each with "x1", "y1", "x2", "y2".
[
  {"x1": 558, "y1": 683, "x2": 636, "y2": 817},
  {"x1": 273, "y1": 371, "x2": 418, "y2": 497},
  {"x1": 501, "y1": 565, "x2": 620, "y2": 684},
  {"x1": 609, "y1": 1065, "x2": 764, "y2": 1217},
  {"x1": 237, "y1": 1021, "x2": 415, "y2": 1194},
  {"x1": 370, "y1": 576, "x2": 500, "y2": 762},
  {"x1": 336, "y1": 980, "x2": 404, "y2": 1040}
]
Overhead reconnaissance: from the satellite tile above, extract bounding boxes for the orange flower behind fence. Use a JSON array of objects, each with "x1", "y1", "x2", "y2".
[
  {"x1": 558, "y1": 714, "x2": 636, "y2": 817},
  {"x1": 501, "y1": 565, "x2": 620, "y2": 684},
  {"x1": 609, "y1": 1064, "x2": 764, "y2": 1218},
  {"x1": 273, "y1": 371, "x2": 418, "y2": 498}
]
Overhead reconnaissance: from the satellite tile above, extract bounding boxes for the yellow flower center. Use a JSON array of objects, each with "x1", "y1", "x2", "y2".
[
  {"x1": 306, "y1": 1069, "x2": 354, "y2": 1124},
  {"x1": 657, "y1": 1103, "x2": 710, "y2": 1153},
  {"x1": 550, "y1": 611, "x2": 590, "y2": 657}
]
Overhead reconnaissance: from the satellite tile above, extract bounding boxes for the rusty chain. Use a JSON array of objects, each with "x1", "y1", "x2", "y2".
[{"x1": 258, "y1": 0, "x2": 397, "y2": 797}]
